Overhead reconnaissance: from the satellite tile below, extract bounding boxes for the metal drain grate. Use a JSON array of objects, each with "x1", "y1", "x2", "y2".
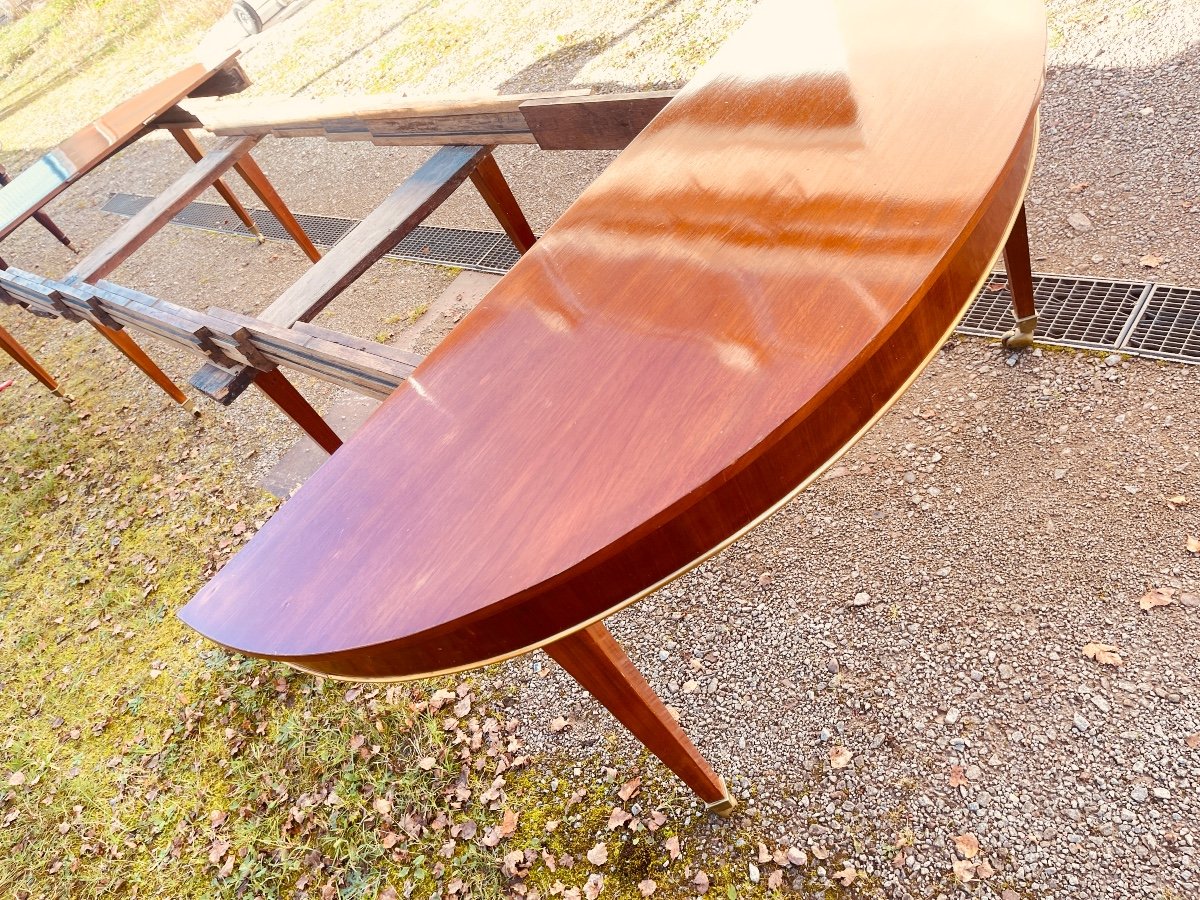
[
  {"x1": 959, "y1": 273, "x2": 1151, "y2": 349},
  {"x1": 101, "y1": 192, "x2": 1200, "y2": 366},
  {"x1": 101, "y1": 193, "x2": 523, "y2": 275},
  {"x1": 1122, "y1": 285, "x2": 1200, "y2": 363}
]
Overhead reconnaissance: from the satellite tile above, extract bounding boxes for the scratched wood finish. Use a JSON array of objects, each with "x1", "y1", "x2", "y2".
[
  {"x1": 181, "y1": 0, "x2": 1046, "y2": 679},
  {"x1": 0, "y1": 58, "x2": 236, "y2": 242}
]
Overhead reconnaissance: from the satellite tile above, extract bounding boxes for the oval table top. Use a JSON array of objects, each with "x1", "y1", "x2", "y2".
[{"x1": 180, "y1": 0, "x2": 1046, "y2": 680}]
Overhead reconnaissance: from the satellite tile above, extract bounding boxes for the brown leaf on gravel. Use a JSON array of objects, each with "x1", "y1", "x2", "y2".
[
  {"x1": 586, "y1": 842, "x2": 608, "y2": 866},
  {"x1": 207, "y1": 838, "x2": 230, "y2": 864},
  {"x1": 953, "y1": 859, "x2": 976, "y2": 882},
  {"x1": 767, "y1": 870, "x2": 784, "y2": 890},
  {"x1": 417, "y1": 756, "x2": 436, "y2": 771},
  {"x1": 7, "y1": 772, "x2": 25, "y2": 787},
  {"x1": 1139, "y1": 587, "x2": 1177, "y2": 611},
  {"x1": 1140, "y1": 253, "x2": 1165, "y2": 268},
  {"x1": 584, "y1": 874, "x2": 603, "y2": 900},
  {"x1": 1185, "y1": 733, "x2": 1200, "y2": 749},
  {"x1": 1187, "y1": 535, "x2": 1200, "y2": 554},
  {"x1": 1001, "y1": 890, "x2": 1020, "y2": 900},
  {"x1": 664, "y1": 835, "x2": 681, "y2": 860},
  {"x1": 829, "y1": 746, "x2": 853, "y2": 769},
  {"x1": 756, "y1": 842, "x2": 771, "y2": 864},
  {"x1": 618, "y1": 777, "x2": 641, "y2": 802},
  {"x1": 693, "y1": 870, "x2": 709, "y2": 895},
  {"x1": 953, "y1": 833, "x2": 981, "y2": 859},
  {"x1": 949, "y1": 765, "x2": 968, "y2": 787},
  {"x1": 832, "y1": 865, "x2": 856, "y2": 886},
  {"x1": 812, "y1": 845, "x2": 830, "y2": 860},
  {"x1": 1068, "y1": 181, "x2": 1089, "y2": 193},
  {"x1": 450, "y1": 819, "x2": 477, "y2": 840},
  {"x1": 975, "y1": 859, "x2": 995, "y2": 879},
  {"x1": 638, "y1": 880, "x2": 657, "y2": 897},
  {"x1": 607, "y1": 807, "x2": 632, "y2": 829},
  {"x1": 1167, "y1": 495, "x2": 1190, "y2": 508},
  {"x1": 549, "y1": 716, "x2": 571, "y2": 733},
  {"x1": 646, "y1": 810, "x2": 666, "y2": 831},
  {"x1": 1082, "y1": 642, "x2": 1124, "y2": 667}
]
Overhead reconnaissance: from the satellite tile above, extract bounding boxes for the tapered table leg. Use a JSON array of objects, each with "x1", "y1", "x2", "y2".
[
  {"x1": 470, "y1": 154, "x2": 537, "y2": 254},
  {"x1": 93, "y1": 322, "x2": 194, "y2": 412},
  {"x1": 0, "y1": 323, "x2": 68, "y2": 399},
  {"x1": 232, "y1": 155, "x2": 323, "y2": 263},
  {"x1": 252, "y1": 367, "x2": 342, "y2": 454},
  {"x1": 1001, "y1": 203, "x2": 1037, "y2": 349},
  {"x1": 543, "y1": 622, "x2": 736, "y2": 814},
  {"x1": 169, "y1": 128, "x2": 265, "y2": 243}
]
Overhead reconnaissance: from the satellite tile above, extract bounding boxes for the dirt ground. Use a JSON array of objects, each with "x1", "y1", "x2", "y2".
[{"x1": 2, "y1": 0, "x2": 1200, "y2": 898}]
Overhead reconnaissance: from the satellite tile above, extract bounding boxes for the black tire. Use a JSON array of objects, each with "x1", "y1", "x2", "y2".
[{"x1": 232, "y1": 0, "x2": 262, "y2": 35}]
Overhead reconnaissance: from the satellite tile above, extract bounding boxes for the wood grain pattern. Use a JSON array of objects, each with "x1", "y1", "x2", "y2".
[
  {"x1": 519, "y1": 91, "x2": 676, "y2": 150},
  {"x1": 0, "y1": 58, "x2": 236, "y2": 242},
  {"x1": 68, "y1": 135, "x2": 261, "y2": 283},
  {"x1": 230, "y1": 154, "x2": 322, "y2": 263},
  {"x1": 181, "y1": 0, "x2": 1046, "y2": 680},
  {"x1": 168, "y1": 128, "x2": 263, "y2": 239},
  {"x1": 259, "y1": 145, "x2": 490, "y2": 327},
  {"x1": 469, "y1": 154, "x2": 536, "y2": 254},
  {"x1": 1004, "y1": 204, "x2": 1037, "y2": 322}
]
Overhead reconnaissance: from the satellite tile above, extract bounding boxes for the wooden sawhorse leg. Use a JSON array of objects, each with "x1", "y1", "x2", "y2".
[
  {"x1": 93, "y1": 322, "x2": 195, "y2": 414},
  {"x1": 544, "y1": 622, "x2": 737, "y2": 814},
  {"x1": 252, "y1": 367, "x2": 342, "y2": 454},
  {"x1": 232, "y1": 155, "x2": 323, "y2": 263},
  {"x1": 168, "y1": 128, "x2": 266, "y2": 244},
  {"x1": 1001, "y1": 203, "x2": 1037, "y2": 350},
  {"x1": 0, "y1": 323, "x2": 69, "y2": 400},
  {"x1": 470, "y1": 154, "x2": 537, "y2": 254}
]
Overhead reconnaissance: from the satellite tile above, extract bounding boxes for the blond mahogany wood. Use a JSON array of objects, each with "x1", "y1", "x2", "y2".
[
  {"x1": 181, "y1": 0, "x2": 1046, "y2": 681},
  {"x1": 230, "y1": 154, "x2": 322, "y2": 263}
]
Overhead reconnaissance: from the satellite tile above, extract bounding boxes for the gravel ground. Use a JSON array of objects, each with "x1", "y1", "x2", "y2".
[{"x1": 2, "y1": 1, "x2": 1200, "y2": 897}]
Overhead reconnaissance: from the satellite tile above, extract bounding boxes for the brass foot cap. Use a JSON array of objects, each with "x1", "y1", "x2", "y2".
[
  {"x1": 705, "y1": 778, "x2": 738, "y2": 817},
  {"x1": 181, "y1": 398, "x2": 201, "y2": 417}
]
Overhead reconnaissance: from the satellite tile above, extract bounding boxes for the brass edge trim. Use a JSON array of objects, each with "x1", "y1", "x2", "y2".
[{"x1": 285, "y1": 115, "x2": 1042, "y2": 686}]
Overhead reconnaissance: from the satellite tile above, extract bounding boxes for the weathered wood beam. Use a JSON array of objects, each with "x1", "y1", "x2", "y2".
[
  {"x1": 518, "y1": 91, "x2": 676, "y2": 150},
  {"x1": 68, "y1": 134, "x2": 262, "y2": 283},
  {"x1": 259, "y1": 144, "x2": 490, "y2": 327}
]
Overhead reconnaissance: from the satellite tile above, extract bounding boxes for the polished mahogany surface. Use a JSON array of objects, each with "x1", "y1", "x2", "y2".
[
  {"x1": 181, "y1": 0, "x2": 1046, "y2": 679},
  {"x1": 0, "y1": 59, "x2": 234, "y2": 243}
]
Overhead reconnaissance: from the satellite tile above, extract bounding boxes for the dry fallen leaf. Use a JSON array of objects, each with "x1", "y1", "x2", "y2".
[
  {"x1": 638, "y1": 880, "x2": 657, "y2": 897},
  {"x1": 832, "y1": 866, "x2": 856, "y2": 887},
  {"x1": 768, "y1": 870, "x2": 784, "y2": 890},
  {"x1": 975, "y1": 859, "x2": 996, "y2": 879},
  {"x1": 829, "y1": 746, "x2": 853, "y2": 769},
  {"x1": 1140, "y1": 253, "x2": 1165, "y2": 268},
  {"x1": 949, "y1": 765, "x2": 968, "y2": 788},
  {"x1": 953, "y1": 833, "x2": 981, "y2": 859},
  {"x1": 584, "y1": 873, "x2": 604, "y2": 900},
  {"x1": 1082, "y1": 642, "x2": 1124, "y2": 667},
  {"x1": 1068, "y1": 181, "x2": 1089, "y2": 193},
  {"x1": 953, "y1": 859, "x2": 976, "y2": 882},
  {"x1": 549, "y1": 717, "x2": 570, "y2": 733},
  {"x1": 1187, "y1": 535, "x2": 1200, "y2": 554},
  {"x1": 586, "y1": 842, "x2": 608, "y2": 866},
  {"x1": 618, "y1": 777, "x2": 642, "y2": 802},
  {"x1": 7, "y1": 772, "x2": 25, "y2": 787},
  {"x1": 417, "y1": 756, "x2": 436, "y2": 771},
  {"x1": 1167, "y1": 495, "x2": 1189, "y2": 508},
  {"x1": 664, "y1": 835, "x2": 681, "y2": 861},
  {"x1": 693, "y1": 870, "x2": 710, "y2": 895},
  {"x1": 1139, "y1": 587, "x2": 1178, "y2": 611},
  {"x1": 1186, "y1": 733, "x2": 1200, "y2": 749},
  {"x1": 606, "y1": 807, "x2": 632, "y2": 830}
]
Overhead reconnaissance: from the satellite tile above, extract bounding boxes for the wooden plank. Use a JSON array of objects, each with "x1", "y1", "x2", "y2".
[
  {"x1": 0, "y1": 57, "x2": 239, "y2": 243},
  {"x1": 190, "y1": 362, "x2": 257, "y2": 405},
  {"x1": 259, "y1": 145, "x2": 490, "y2": 327},
  {"x1": 519, "y1": 91, "x2": 676, "y2": 150},
  {"x1": 290, "y1": 321, "x2": 423, "y2": 368},
  {"x1": 67, "y1": 135, "x2": 261, "y2": 283},
  {"x1": 188, "y1": 89, "x2": 590, "y2": 137},
  {"x1": 469, "y1": 154, "x2": 536, "y2": 254}
]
